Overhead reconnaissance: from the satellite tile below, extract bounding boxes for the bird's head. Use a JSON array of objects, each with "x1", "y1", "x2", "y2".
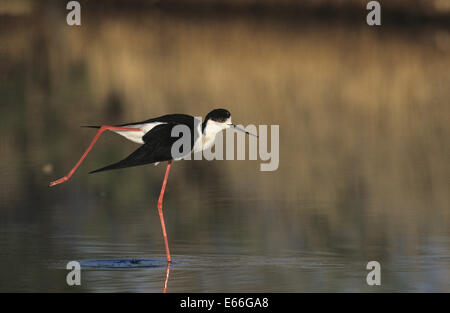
[
  {"x1": 203, "y1": 109, "x2": 232, "y2": 133},
  {"x1": 202, "y1": 108, "x2": 258, "y2": 138}
]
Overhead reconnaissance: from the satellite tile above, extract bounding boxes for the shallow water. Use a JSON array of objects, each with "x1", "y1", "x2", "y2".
[
  {"x1": 1, "y1": 3, "x2": 450, "y2": 292},
  {"x1": 2, "y1": 180, "x2": 450, "y2": 292}
]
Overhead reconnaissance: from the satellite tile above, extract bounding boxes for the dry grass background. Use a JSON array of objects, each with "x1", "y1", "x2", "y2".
[{"x1": 1, "y1": 1, "x2": 449, "y2": 266}]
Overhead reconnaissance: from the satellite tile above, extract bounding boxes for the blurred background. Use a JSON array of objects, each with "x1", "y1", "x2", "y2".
[{"x1": 0, "y1": 0, "x2": 449, "y2": 292}]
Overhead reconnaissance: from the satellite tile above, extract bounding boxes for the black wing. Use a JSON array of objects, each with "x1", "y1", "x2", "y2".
[
  {"x1": 118, "y1": 114, "x2": 195, "y2": 127},
  {"x1": 84, "y1": 114, "x2": 196, "y2": 129},
  {"x1": 89, "y1": 119, "x2": 197, "y2": 174}
]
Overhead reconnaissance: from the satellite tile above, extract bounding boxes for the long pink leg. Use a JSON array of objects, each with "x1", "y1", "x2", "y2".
[
  {"x1": 158, "y1": 161, "x2": 172, "y2": 263},
  {"x1": 49, "y1": 125, "x2": 142, "y2": 187}
]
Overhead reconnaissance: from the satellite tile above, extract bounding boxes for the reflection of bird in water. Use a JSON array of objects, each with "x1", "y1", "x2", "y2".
[
  {"x1": 49, "y1": 109, "x2": 257, "y2": 277},
  {"x1": 163, "y1": 263, "x2": 170, "y2": 293}
]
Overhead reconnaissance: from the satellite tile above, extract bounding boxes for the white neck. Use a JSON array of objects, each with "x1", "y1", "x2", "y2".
[{"x1": 193, "y1": 117, "x2": 231, "y2": 152}]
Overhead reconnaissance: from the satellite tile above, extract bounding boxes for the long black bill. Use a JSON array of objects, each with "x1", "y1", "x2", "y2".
[{"x1": 229, "y1": 124, "x2": 258, "y2": 138}]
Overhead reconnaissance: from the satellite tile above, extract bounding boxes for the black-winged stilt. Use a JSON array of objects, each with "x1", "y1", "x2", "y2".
[{"x1": 49, "y1": 109, "x2": 256, "y2": 263}]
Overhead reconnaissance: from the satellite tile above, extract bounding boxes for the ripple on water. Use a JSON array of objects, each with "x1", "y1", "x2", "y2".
[{"x1": 79, "y1": 258, "x2": 168, "y2": 269}]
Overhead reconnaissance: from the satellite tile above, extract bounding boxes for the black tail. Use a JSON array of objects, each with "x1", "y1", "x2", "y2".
[
  {"x1": 81, "y1": 125, "x2": 101, "y2": 129},
  {"x1": 89, "y1": 143, "x2": 164, "y2": 174},
  {"x1": 89, "y1": 161, "x2": 141, "y2": 174}
]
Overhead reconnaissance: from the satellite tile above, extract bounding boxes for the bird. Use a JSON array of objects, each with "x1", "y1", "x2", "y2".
[{"x1": 49, "y1": 108, "x2": 257, "y2": 264}]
